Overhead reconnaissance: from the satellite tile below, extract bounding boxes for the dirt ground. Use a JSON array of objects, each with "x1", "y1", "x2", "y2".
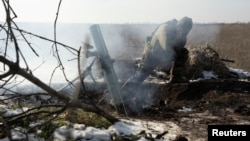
[
  {"x1": 86, "y1": 74, "x2": 250, "y2": 140},
  {"x1": 87, "y1": 23, "x2": 250, "y2": 140},
  {"x1": 123, "y1": 79, "x2": 250, "y2": 140},
  {"x1": 96, "y1": 56, "x2": 249, "y2": 140},
  {"x1": 83, "y1": 55, "x2": 250, "y2": 140}
]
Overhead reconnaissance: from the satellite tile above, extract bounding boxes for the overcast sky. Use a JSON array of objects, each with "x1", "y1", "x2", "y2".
[{"x1": 1, "y1": 0, "x2": 250, "y2": 23}]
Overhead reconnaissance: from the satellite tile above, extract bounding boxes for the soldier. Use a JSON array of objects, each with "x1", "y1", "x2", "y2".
[
  {"x1": 120, "y1": 17, "x2": 192, "y2": 114},
  {"x1": 123, "y1": 17, "x2": 193, "y2": 87}
]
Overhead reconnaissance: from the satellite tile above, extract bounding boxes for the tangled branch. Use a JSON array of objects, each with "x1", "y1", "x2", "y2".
[{"x1": 0, "y1": 1, "x2": 120, "y2": 139}]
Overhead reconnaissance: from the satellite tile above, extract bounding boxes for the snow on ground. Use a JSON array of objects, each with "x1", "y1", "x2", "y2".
[
  {"x1": 229, "y1": 68, "x2": 250, "y2": 79},
  {"x1": 189, "y1": 70, "x2": 218, "y2": 82},
  {"x1": 190, "y1": 68, "x2": 250, "y2": 82},
  {"x1": 0, "y1": 118, "x2": 181, "y2": 141},
  {"x1": 1, "y1": 102, "x2": 181, "y2": 141},
  {"x1": 53, "y1": 119, "x2": 181, "y2": 141},
  {"x1": 0, "y1": 104, "x2": 30, "y2": 117},
  {"x1": 0, "y1": 132, "x2": 45, "y2": 141},
  {"x1": 178, "y1": 106, "x2": 193, "y2": 113},
  {"x1": 1, "y1": 68, "x2": 250, "y2": 140},
  {"x1": 201, "y1": 71, "x2": 218, "y2": 79}
]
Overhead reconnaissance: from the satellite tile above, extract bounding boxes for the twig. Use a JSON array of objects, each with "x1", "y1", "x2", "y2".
[
  {"x1": 51, "y1": 0, "x2": 71, "y2": 84},
  {"x1": 11, "y1": 22, "x2": 39, "y2": 57},
  {"x1": 2, "y1": 0, "x2": 20, "y2": 64},
  {"x1": 0, "y1": 0, "x2": 120, "y2": 124},
  {"x1": 221, "y1": 58, "x2": 235, "y2": 63},
  {"x1": 9, "y1": 26, "x2": 78, "y2": 53},
  {"x1": 4, "y1": 104, "x2": 67, "y2": 127}
]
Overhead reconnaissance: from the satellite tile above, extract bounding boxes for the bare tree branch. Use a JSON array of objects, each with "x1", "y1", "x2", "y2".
[
  {"x1": 0, "y1": 2, "x2": 120, "y2": 138},
  {"x1": 0, "y1": 55, "x2": 119, "y2": 123},
  {"x1": 2, "y1": 0, "x2": 19, "y2": 63},
  {"x1": 50, "y1": 0, "x2": 72, "y2": 84},
  {"x1": 11, "y1": 22, "x2": 39, "y2": 57}
]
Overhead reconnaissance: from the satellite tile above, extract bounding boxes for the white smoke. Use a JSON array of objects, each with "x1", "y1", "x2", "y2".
[
  {"x1": 187, "y1": 24, "x2": 221, "y2": 46},
  {"x1": 98, "y1": 24, "x2": 157, "y2": 81},
  {"x1": 89, "y1": 22, "x2": 220, "y2": 113},
  {"x1": 99, "y1": 24, "x2": 157, "y2": 59}
]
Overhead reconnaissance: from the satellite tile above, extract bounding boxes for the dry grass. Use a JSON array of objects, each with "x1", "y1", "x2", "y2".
[
  {"x1": 62, "y1": 108, "x2": 111, "y2": 128},
  {"x1": 187, "y1": 23, "x2": 250, "y2": 72},
  {"x1": 115, "y1": 23, "x2": 250, "y2": 72},
  {"x1": 185, "y1": 45, "x2": 230, "y2": 79}
]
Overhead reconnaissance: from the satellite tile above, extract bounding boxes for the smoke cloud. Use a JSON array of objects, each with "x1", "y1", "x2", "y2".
[
  {"x1": 88, "y1": 22, "x2": 221, "y2": 113},
  {"x1": 187, "y1": 24, "x2": 221, "y2": 46},
  {"x1": 98, "y1": 24, "x2": 156, "y2": 80}
]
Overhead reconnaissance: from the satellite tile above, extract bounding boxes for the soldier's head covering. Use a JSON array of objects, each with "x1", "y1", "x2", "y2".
[{"x1": 177, "y1": 17, "x2": 193, "y2": 38}]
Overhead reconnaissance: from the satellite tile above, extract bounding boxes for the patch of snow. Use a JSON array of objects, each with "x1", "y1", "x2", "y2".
[
  {"x1": 0, "y1": 95, "x2": 14, "y2": 105},
  {"x1": 155, "y1": 71, "x2": 168, "y2": 78},
  {"x1": 11, "y1": 127, "x2": 27, "y2": 140},
  {"x1": 137, "y1": 137, "x2": 149, "y2": 141},
  {"x1": 189, "y1": 79, "x2": 200, "y2": 82},
  {"x1": 38, "y1": 94, "x2": 52, "y2": 101},
  {"x1": 53, "y1": 125, "x2": 110, "y2": 141},
  {"x1": 0, "y1": 127, "x2": 45, "y2": 141},
  {"x1": 3, "y1": 107, "x2": 29, "y2": 117},
  {"x1": 190, "y1": 71, "x2": 218, "y2": 82},
  {"x1": 53, "y1": 120, "x2": 181, "y2": 141},
  {"x1": 229, "y1": 68, "x2": 250, "y2": 79},
  {"x1": 0, "y1": 104, "x2": 7, "y2": 114},
  {"x1": 202, "y1": 71, "x2": 218, "y2": 79},
  {"x1": 109, "y1": 121, "x2": 145, "y2": 135},
  {"x1": 0, "y1": 104, "x2": 181, "y2": 141},
  {"x1": 73, "y1": 123, "x2": 86, "y2": 130},
  {"x1": 29, "y1": 120, "x2": 45, "y2": 128},
  {"x1": 0, "y1": 96, "x2": 8, "y2": 101},
  {"x1": 178, "y1": 106, "x2": 193, "y2": 112},
  {"x1": 53, "y1": 126, "x2": 69, "y2": 141},
  {"x1": 144, "y1": 77, "x2": 167, "y2": 85}
]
